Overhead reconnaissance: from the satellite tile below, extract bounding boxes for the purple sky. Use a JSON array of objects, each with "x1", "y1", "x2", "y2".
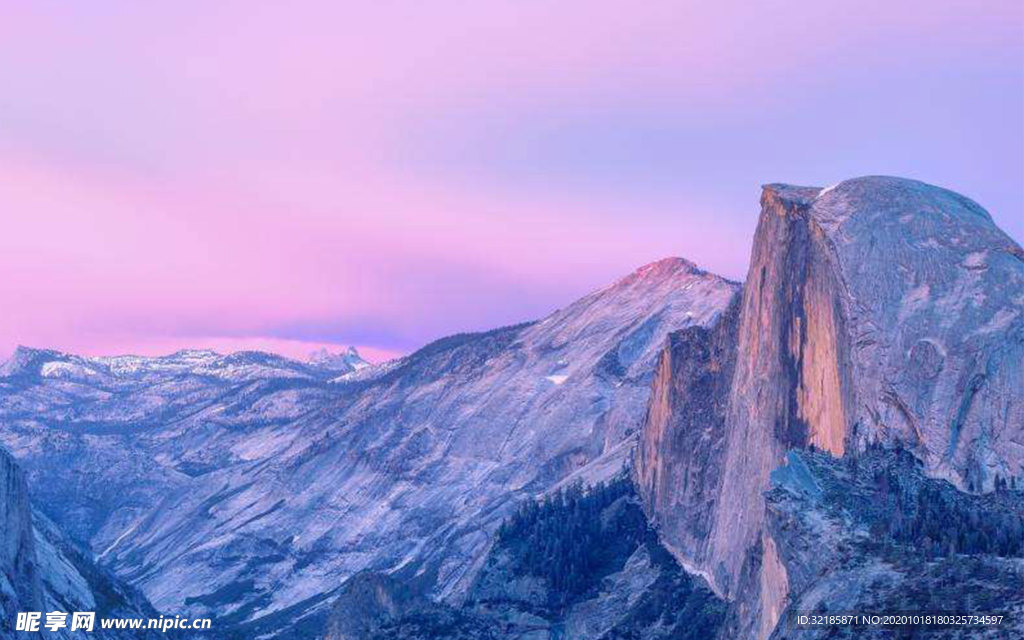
[{"x1": 1, "y1": 1, "x2": 1021, "y2": 362}]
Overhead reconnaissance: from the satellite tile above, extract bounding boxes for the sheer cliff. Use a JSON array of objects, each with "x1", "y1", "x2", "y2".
[
  {"x1": 0, "y1": 448, "x2": 42, "y2": 624},
  {"x1": 633, "y1": 294, "x2": 741, "y2": 584},
  {"x1": 0, "y1": 449, "x2": 162, "y2": 639},
  {"x1": 635, "y1": 176, "x2": 1024, "y2": 638}
]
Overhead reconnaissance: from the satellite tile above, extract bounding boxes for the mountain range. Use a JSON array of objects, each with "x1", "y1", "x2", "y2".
[{"x1": 0, "y1": 176, "x2": 1021, "y2": 639}]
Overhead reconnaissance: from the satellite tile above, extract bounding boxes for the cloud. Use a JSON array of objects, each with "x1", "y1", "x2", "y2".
[{"x1": 0, "y1": 0, "x2": 1020, "y2": 358}]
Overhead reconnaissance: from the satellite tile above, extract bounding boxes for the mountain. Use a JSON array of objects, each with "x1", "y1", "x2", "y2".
[
  {"x1": 634, "y1": 176, "x2": 1024, "y2": 638},
  {"x1": 307, "y1": 347, "x2": 370, "y2": 375},
  {"x1": 0, "y1": 448, "x2": 163, "y2": 639},
  {"x1": 2, "y1": 175, "x2": 1020, "y2": 639},
  {"x1": 0, "y1": 257, "x2": 739, "y2": 636},
  {"x1": 0, "y1": 347, "x2": 348, "y2": 546}
]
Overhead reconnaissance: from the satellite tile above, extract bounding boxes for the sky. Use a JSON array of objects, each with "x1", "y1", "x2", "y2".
[{"x1": 0, "y1": 1, "x2": 1021, "y2": 362}]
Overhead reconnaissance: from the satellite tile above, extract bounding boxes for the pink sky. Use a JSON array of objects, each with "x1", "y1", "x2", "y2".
[{"x1": 1, "y1": 1, "x2": 1021, "y2": 362}]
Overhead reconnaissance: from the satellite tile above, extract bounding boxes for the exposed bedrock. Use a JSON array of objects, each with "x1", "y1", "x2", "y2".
[
  {"x1": 636, "y1": 176, "x2": 1024, "y2": 639},
  {"x1": 633, "y1": 293, "x2": 740, "y2": 583},
  {"x1": 0, "y1": 448, "x2": 43, "y2": 618},
  {"x1": 0, "y1": 448, "x2": 161, "y2": 639}
]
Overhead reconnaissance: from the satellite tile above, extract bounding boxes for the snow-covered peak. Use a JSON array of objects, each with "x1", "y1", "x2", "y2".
[
  {"x1": 0, "y1": 345, "x2": 350, "y2": 384},
  {"x1": 0, "y1": 346, "x2": 105, "y2": 380},
  {"x1": 308, "y1": 346, "x2": 369, "y2": 373}
]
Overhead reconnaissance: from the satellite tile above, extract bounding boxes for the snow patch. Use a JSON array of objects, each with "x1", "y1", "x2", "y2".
[
  {"x1": 99, "y1": 522, "x2": 139, "y2": 559},
  {"x1": 545, "y1": 375, "x2": 568, "y2": 385},
  {"x1": 817, "y1": 183, "x2": 840, "y2": 198},
  {"x1": 41, "y1": 361, "x2": 98, "y2": 379}
]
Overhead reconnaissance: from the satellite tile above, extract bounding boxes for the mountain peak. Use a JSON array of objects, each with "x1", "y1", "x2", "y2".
[
  {"x1": 634, "y1": 256, "x2": 701, "y2": 276},
  {"x1": 10, "y1": 345, "x2": 61, "y2": 359},
  {"x1": 762, "y1": 176, "x2": 996, "y2": 224},
  {"x1": 610, "y1": 257, "x2": 724, "y2": 291},
  {"x1": 813, "y1": 175, "x2": 996, "y2": 226},
  {"x1": 308, "y1": 346, "x2": 369, "y2": 373},
  {"x1": 170, "y1": 348, "x2": 221, "y2": 358},
  {"x1": 0, "y1": 345, "x2": 67, "y2": 377}
]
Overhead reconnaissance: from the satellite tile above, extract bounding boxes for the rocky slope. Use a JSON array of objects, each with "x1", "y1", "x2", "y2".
[
  {"x1": 0, "y1": 259, "x2": 738, "y2": 634},
  {"x1": 0, "y1": 347, "x2": 355, "y2": 544},
  {"x1": 0, "y1": 448, "x2": 163, "y2": 639},
  {"x1": 766, "y1": 447, "x2": 1024, "y2": 639},
  {"x1": 324, "y1": 477, "x2": 726, "y2": 640},
  {"x1": 635, "y1": 176, "x2": 1024, "y2": 638}
]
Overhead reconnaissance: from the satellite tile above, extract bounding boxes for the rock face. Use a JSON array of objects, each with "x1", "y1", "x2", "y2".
[
  {"x1": 0, "y1": 258, "x2": 739, "y2": 634},
  {"x1": 635, "y1": 176, "x2": 1024, "y2": 638},
  {"x1": 0, "y1": 448, "x2": 162, "y2": 639},
  {"x1": 633, "y1": 294, "x2": 740, "y2": 585},
  {"x1": 787, "y1": 177, "x2": 1024, "y2": 485},
  {"x1": 0, "y1": 448, "x2": 43, "y2": 621}
]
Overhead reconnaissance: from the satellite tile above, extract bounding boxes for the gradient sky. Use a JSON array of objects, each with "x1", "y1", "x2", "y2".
[{"x1": 1, "y1": 1, "x2": 1021, "y2": 362}]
